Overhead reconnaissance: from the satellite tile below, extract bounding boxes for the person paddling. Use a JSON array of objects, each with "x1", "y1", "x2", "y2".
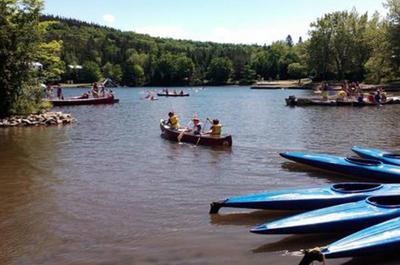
[
  {"x1": 166, "y1": 112, "x2": 180, "y2": 130},
  {"x1": 207, "y1": 119, "x2": 222, "y2": 137}
]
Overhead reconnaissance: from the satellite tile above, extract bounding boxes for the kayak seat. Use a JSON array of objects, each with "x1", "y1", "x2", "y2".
[
  {"x1": 383, "y1": 153, "x2": 400, "y2": 159},
  {"x1": 331, "y1": 183, "x2": 383, "y2": 194},
  {"x1": 345, "y1": 157, "x2": 382, "y2": 166},
  {"x1": 367, "y1": 195, "x2": 400, "y2": 208}
]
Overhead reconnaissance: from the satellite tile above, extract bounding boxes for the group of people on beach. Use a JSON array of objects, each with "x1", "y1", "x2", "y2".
[
  {"x1": 320, "y1": 81, "x2": 387, "y2": 104},
  {"x1": 165, "y1": 112, "x2": 222, "y2": 137}
]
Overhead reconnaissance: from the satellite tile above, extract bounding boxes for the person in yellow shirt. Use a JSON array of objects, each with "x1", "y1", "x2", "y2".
[
  {"x1": 207, "y1": 119, "x2": 222, "y2": 136},
  {"x1": 166, "y1": 112, "x2": 180, "y2": 130}
]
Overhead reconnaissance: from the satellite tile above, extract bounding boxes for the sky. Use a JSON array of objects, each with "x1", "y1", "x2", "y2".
[{"x1": 44, "y1": 0, "x2": 387, "y2": 45}]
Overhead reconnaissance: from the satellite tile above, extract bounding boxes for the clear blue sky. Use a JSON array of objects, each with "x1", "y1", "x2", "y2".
[{"x1": 44, "y1": 0, "x2": 387, "y2": 44}]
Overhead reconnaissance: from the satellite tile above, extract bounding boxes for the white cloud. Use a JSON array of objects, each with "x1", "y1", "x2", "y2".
[
  {"x1": 133, "y1": 20, "x2": 309, "y2": 45},
  {"x1": 207, "y1": 23, "x2": 309, "y2": 45},
  {"x1": 102, "y1": 14, "x2": 115, "y2": 25},
  {"x1": 135, "y1": 25, "x2": 188, "y2": 39}
]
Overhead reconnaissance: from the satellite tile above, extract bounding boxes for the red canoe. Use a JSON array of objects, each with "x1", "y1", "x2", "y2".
[
  {"x1": 48, "y1": 95, "x2": 119, "y2": 106},
  {"x1": 160, "y1": 119, "x2": 232, "y2": 147}
]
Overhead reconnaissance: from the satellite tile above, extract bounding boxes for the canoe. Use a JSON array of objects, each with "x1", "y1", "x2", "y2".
[
  {"x1": 209, "y1": 182, "x2": 400, "y2": 214},
  {"x1": 160, "y1": 120, "x2": 232, "y2": 147},
  {"x1": 250, "y1": 194, "x2": 400, "y2": 235},
  {"x1": 157, "y1": 93, "x2": 189, "y2": 97},
  {"x1": 48, "y1": 95, "x2": 119, "y2": 106},
  {"x1": 286, "y1": 96, "x2": 400, "y2": 107},
  {"x1": 317, "y1": 217, "x2": 400, "y2": 259},
  {"x1": 352, "y1": 146, "x2": 400, "y2": 166},
  {"x1": 280, "y1": 152, "x2": 400, "y2": 182}
]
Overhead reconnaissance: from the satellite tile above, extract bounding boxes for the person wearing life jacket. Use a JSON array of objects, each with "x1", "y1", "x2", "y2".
[
  {"x1": 167, "y1": 112, "x2": 180, "y2": 130},
  {"x1": 207, "y1": 119, "x2": 222, "y2": 137},
  {"x1": 337, "y1": 87, "x2": 346, "y2": 100}
]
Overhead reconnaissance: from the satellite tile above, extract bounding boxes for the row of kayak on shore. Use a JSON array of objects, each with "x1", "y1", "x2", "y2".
[{"x1": 210, "y1": 146, "x2": 400, "y2": 264}]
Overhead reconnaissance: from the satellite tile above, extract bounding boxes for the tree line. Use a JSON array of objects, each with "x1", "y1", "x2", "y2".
[
  {"x1": 1, "y1": 0, "x2": 400, "y2": 116},
  {"x1": 41, "y1": 1, "x2": 400, "y2": 87}
]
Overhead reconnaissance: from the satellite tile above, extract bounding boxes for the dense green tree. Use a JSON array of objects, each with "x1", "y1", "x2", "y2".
[
  {"x1": 307, "y1": 10, "x2": 375, "y2": 80},
  {"x1": 386, "y1": 0, "x2": 400, "y2": 76},
  {"x1": 35, "y1": 39, "x2": 65, "y2": 83},
  {"x1": 287, "y1": 63, "x2": 308, "y2": 79},
  {"x1": 80, "y1": 61, "x2": 102, "y2": 83},
  {"x1": 102, "y1": 62, "x2": 122, "y2": 83},
  {"x1": 286, "y1": 35, "x2": 294, "y2": 47},
  {"x1": 207, "y1": 57, "x2": 233, "y2": 85},
  {"x1": 0, "y1": 0, "x2": 53, "y2": 116},
  {"x1": 239, "y1": 64, "x2": 256, "y2": 85}
]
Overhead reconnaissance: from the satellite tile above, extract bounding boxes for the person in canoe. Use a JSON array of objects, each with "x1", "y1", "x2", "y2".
[
  {"x1": 166, "y1": 112, "x2": 180, "y2": 130},
  {"x1": 179, "y1": 90, "x2": 184, "y2": 96},
  {"x1": 91, "y1": 83, "x2": 99, "y2": 98},
  {"x1": 206, "y1": 119, "x2": 222, "y2": 137},
  {"x1": 337, "y1": 86, "x2": 347, "y2": 100},
  {"x1": 187, "y1": 117, "x2": 202, "y2": 135}
]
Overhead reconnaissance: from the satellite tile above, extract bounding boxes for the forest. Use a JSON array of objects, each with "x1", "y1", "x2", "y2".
[{"x1": 39, "y1": 0, "x2": 400, "y2": 86}]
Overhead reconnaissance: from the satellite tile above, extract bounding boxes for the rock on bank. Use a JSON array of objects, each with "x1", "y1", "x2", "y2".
[{"x1": 0, "y1": 112, "x2": 76, "y2": 127}]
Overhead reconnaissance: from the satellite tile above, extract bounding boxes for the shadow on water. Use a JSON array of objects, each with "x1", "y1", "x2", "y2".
[
  {"x1": 209, "y1": 210, "x2": 296, "y2": 226},
  {"x1": 252, "y1": 233, "x2": 348, "y2": 254},
  {"x1": 281, "y1": 161, "x2": 371, "y2": 182}
]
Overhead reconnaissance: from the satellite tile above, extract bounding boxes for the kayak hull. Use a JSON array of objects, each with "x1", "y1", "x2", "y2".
[
  {"x1": 209, "y1": 182, "x2": 400, "y2": 213},
  {"x1": 322, "y1": 217, "x2": 400, "y2": 258},
  {"x1": 280, "y1": 152, "x2": 400, "y2": 182},
  {"x1": 251, "y1": 196, "x2": 400, "y2": 235},
  {"x1": 352, "y1": 146, "x2": 400, "y2": 166}
]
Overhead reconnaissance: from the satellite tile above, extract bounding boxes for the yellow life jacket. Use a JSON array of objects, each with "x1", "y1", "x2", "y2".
[
  {"x1": 169, "y1": 115, "x2": 179, "y2": 129},
  {"x1": 338, "y1": 90, "x2": 346, "y2": 97},
  {"x1": 211, "y1": 124, "x2": 221, "y2": 136}
]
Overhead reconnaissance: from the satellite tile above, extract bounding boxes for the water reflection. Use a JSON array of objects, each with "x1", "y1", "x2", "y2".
[
  {"x1": 209, "y1": 210, "x2": 294, "y2": 226},
  {"x1": 252, "y1": 233, "x2": 347, "y2": 253},
  {"x1": 0, "y1": 127, "x2": 64, "y2": 264},
  {"x1": 2, "y1": 87, "x2": 400, "y2": 265}
]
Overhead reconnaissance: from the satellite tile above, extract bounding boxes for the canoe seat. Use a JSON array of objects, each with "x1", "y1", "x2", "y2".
[
  {"x1": 367, "y1": 195, "x2": 400, "y2": 208},
  {"x1": 345, "y1": 157, "x2": 382, "y2": 166},
  {"x1": 332, "y1": 183, "x2": 382, "y2": 194}
]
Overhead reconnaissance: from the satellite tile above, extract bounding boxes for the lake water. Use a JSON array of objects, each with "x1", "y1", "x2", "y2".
[{"x1": 1, "y1": 86, "x2": 400, "y2": 265}]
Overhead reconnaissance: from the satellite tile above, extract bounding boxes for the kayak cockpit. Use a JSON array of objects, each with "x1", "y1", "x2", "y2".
[
  {"x1": 345, "y1": 157, "x2": 382, "y2": 166},
  {"x1": 367, "y1": 195, "x2": 400, "y2": 208},
  {"x1": 331, "y1": 183, "x2": 383, "y2": 194}
]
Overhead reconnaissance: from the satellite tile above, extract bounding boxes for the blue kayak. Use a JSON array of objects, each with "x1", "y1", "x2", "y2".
[
  {"x1": 298, "y1": 217, "x2": 400, "y2": 263},
  {"x1": 280, "y1": 151, "x2": 400, "y2": 182},
  {"x1": 250, "y1": 195, "x2": 400, "y2": 235},
  {"x1": 209, "y1": 183, "x2": 400, "y2": 214},
  {"x1": 352, "y1": 146, "x2": 400, "y2": 166}
]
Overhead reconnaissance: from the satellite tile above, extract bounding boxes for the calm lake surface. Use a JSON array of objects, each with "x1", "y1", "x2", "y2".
[{"x1": 2, "y1": 86, "x2": 400, "y2": 265}]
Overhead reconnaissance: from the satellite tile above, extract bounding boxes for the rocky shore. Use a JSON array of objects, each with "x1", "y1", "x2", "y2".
[{"x1": 0, "y1": 111, "x2": 75, "y2": 127}]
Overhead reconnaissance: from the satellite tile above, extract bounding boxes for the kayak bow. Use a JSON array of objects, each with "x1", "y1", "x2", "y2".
[
  {"x1": 280, "y1": 151, "x2": 400, "y2": 182},
  {"x1": 209, "y1": 182, "x2": 400, "y2": 214}
]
